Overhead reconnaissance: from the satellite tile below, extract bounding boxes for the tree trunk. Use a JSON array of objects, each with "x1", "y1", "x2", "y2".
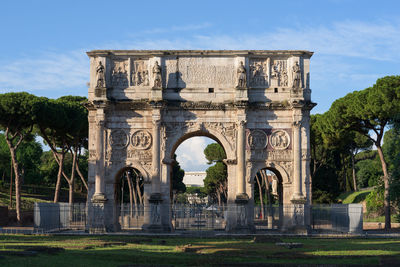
[
  {"x1": 126, "y1": 171, "x2": 136, "y2": 217},
  {"x1": 75, "y1": 161, "x2": 88, "y2": 191},
  {"x1": 261, "y1": 170, "x2": 274, "y2": 228},
  {"x1": 68, "y1": 148, "x2": 77, "y2": 205},
  {"x1": 133, "y1": 169, "x2": 143, "y2": 205},
  {"x1": 9, "y1": 158, "x2": 13, "y2": 208},
  {"x1": 217, "y1": 191, "x2": 221, "y2": 206},
  {"x1": 351, "y1": 152, "x2": 358, "y2": 191},
  {"x1": 9, "y1": 147, "x2": 22, "y2": 223},
  {"x1": 53, "y1": 152, "x2": 64, "y2": 203},
  {"x1": 255, "y1": 173, "x2": 264, "y2": 219},
  {"x1": 376, "y1": 144, "x2": 391, "y2": 230}
]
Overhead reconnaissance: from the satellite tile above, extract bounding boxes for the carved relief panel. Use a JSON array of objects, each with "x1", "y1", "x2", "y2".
[
  {"x1": 109, "y1": 129, "x2": 129, "y2": 149},
  {"x1": 270, "y1": 59, "x2": 288, "y2": 87},
  {"x1": 247, "y1": 129, "x2": 292, "y2": 161},
  {"x1": 111, "y1": 59, "x2": 129, "y2": 87},
  {"x1": 249, "y1": 58, "x2": 270, "y2": 87},
  {"x1": 270, "y1": 130, "x2": 290, "y2": 150},
  {"x1": 131, "y1": 130, "x2": 152, "y2": 150},
  {"x1": 131, "y1": 59, "x2": 149, "y2": 86},
  {"x1": 105, "y1": 128, "x2": 153, "y2": 162}
]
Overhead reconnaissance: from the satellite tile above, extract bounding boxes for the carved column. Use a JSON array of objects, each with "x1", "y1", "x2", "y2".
[
  {"x1": 146, "y1": 112, "x2": 163, "y2": 232},
  {"x1": 92, "y1": 111, "x2": 107, "y2": 202},
  {"x1": 291, "y1": 119, "x2": 305, "y2": 202},
  {"x1": 151, "y1": 118, "x2": 161, "y2": 195},
  {"x1": 236, "y1": 120, "x2": 248, "y2": 201}
]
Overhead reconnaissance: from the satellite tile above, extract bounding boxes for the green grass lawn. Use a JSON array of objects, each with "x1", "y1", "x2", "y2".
[
  {"x1": 1, "y1": 235, "x2": 400, "y2": 266},
  {"x1": 0, "y1": 184, "x2": 86, "y2": 211},
  {"x1": 337, "y1": 188, "x2": 373, "y2": 204}
]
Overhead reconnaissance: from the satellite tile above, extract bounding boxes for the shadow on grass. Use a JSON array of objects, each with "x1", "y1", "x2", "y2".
[{"x1": 1, "y1": 236, "x2": 400, "y2": 266}]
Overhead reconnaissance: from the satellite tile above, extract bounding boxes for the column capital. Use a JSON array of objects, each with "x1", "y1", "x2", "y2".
[{"x1": 237, "y1": 120, "x2": 247, "y2": 128}]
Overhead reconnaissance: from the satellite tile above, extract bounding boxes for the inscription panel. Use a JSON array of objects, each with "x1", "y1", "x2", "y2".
[{"x1": 163, "y1": 57, "x2": 236, "y2": 88}]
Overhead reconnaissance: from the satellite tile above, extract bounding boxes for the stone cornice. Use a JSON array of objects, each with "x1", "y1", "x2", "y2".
[{"x1": 87, "y1": 50, "x2": 314, "y2": 58}]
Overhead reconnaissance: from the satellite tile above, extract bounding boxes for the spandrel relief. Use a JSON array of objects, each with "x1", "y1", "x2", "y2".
[
  {"x1": 111, "y1": 59, "x2": 129, "y2": 87},
  {"x1": 131, "y1": 60, "x2": 149, "y2": 86},
  {"x1": 249, "y1": 58, "x2": 269, "y2": 87}
]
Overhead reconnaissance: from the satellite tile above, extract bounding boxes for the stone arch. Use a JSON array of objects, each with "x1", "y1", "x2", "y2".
[
  {"x1": 249, "y1": 161, "x2": 290, "y2": 185},
  {"x1": 111, "y1": 161, "x2": 151, "y2": 185},
  {"x1": 163, "y1": 125, "x2": 235, "y2": 162}
]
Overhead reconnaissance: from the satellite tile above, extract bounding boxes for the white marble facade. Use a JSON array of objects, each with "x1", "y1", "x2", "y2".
[{"x1": 86, "y1": 50, "x2": 315, "y2": 232}]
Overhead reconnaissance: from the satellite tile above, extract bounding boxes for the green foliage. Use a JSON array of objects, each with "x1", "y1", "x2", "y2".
[
  {"x1": 204, "y1": 143, "x2": 226, "y2": 164},
  {"x1": 337, "y1": 188, "x2": 373, "y2": 204},
  {"x1": 356, "y1": 158, "x2": 382, "y2": 187},
  {"x1": 171, "y1": 154, "x2": 185, "y2": 193},
  {"x1": 204, "y1": 161, "x2": 227, "y2": 203},
  {"x1": 365, "y1": 189, "x2": 385, "y2": 217}
]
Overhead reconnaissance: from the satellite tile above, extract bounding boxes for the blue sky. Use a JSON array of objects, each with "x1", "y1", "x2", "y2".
[{"x1": 1, "y1": 0, "x2": 399, "y2": 171}]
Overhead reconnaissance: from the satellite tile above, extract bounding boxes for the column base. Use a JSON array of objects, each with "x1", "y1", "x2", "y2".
[
  {"x1": 290, "y1": 194, "x2": 306, "y2": 204},
  {"x1": 92, "y1": 193, "x2": 107, "y2": 203},
  {"x1": 235, "y1": 193, "x2": 249, "y2": 204}
]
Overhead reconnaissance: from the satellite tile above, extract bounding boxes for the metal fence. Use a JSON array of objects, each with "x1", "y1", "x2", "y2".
[
  {"x1": 311, "y1": 204, "x2": 363, "y2": 233},
  {"x1": 172, "y1": 204, "x2": 226, "y2": 231},
  {"x1": 34, "y1": 202, "x2": 86, "y2": 232},
  {"x1": 34, "y1": 203, "x2": 363, "y2": 233}
]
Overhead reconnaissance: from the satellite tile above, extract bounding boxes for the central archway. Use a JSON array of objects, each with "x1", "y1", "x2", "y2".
[{"x1": 168, "y1": 132, "x2": 229, "y2": 231}]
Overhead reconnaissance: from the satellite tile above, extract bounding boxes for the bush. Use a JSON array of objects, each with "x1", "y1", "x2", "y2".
[{"x1": 365, "y1": 189, "x2": 384, "y2": 217}]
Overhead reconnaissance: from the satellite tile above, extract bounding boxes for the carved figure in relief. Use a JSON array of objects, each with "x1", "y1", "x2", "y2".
[
  {"x1": 109, "y1": 130, "x2": 129, "y2": 149},
  {"x1": 249, "y1": 59, "x2": 269, "y2": 87},
  {"x1": 292, "y1": 61, "x2": 301, "y2": 88},
  {"x1": 131, "y1": 130, "x2": 152, "y2": 150},
  {"x1": 112, "y1": 61, "x2": 128, "y2": 87},
  {"x1": 143, "y1": 70, "x2": 149, "y2": 86},
  {"x1": 282, "y1": 69, "x2": 288, "y2": 87},
  {"x1": 152, "y1": 61, "x2": 162, "y2": 88},
  {"x1": 270, "y1": 130, "x2": 290, "y2": 150},
  {"x1": 248, "y1": 130, "x2": 267, "y2": 150},
  {"x1": 236, "y1": 61, "x2": 247, "y2": 88},
  {"x1": 96, "y1": 61, "x2": 105, "y2": 88}
]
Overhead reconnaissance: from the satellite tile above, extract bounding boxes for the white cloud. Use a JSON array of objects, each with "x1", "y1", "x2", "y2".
[
  {"x1": 1, "y1": 19, "x2": 399, "y2": 106},
  {"x1": 175, "y1": 137, "x2": 215, "y2": 172},
  {"x1": 0, "y1": 49, "x2": 89, "y2": 93}
]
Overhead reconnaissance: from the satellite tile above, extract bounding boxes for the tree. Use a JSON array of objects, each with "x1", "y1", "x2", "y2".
[
  {"x1": 325, "y1": 75, "x2": 400, "y2": 229},
  {"x1": 36, "y1": 96, "x2": 88, "y2": 204},
  {"x1": 203, "y1": 143, "x2": 227, "y2": 205},
  {"x1": 204, "y1": 161, "x2": 227, "y2": 206},
  {"x1": 0, "y1": 92, "x2": 40, "y2": 223},
  {"x1": 171, "y1": 154, "x2": 185, "y2": 194}
]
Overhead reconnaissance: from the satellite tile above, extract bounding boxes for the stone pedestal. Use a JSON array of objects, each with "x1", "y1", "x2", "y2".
[
  {"x1": 282, "y1": 203, "x2": 310, "y2": 234},
  {"x1": 151, "y1": 88, "x2": 162, "y2": 101},
  {"x1": 94, "y1": 86, "x2": 107, "y2": 99},
  {"x1": 88, "y1": 199, "x2": 107, "y2": 234},
  {"x1": 143, "y1": 193, "x2": 164, "y2": 232},
  {"x1": 235, "y1": 88, "x2": 248, "y2": 102}
]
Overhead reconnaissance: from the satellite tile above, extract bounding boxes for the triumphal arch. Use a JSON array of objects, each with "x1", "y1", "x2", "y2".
[{"x1": 86, "y1": 50, "x2": 315, "y2": 232}]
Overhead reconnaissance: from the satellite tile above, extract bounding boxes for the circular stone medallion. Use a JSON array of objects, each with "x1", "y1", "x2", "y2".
[
  {"x1": 248, "y1": 129, "x2": 268, "y2": 149},
  {"x1": 270, "y1": 130, "x2": 290, "y2": 150},
  {"x1": 131, "y1": 130, "x2": 152, "y2": 150},
  {"x1": 109, "y1": 129, "x2": 129, "y2": 149}
]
